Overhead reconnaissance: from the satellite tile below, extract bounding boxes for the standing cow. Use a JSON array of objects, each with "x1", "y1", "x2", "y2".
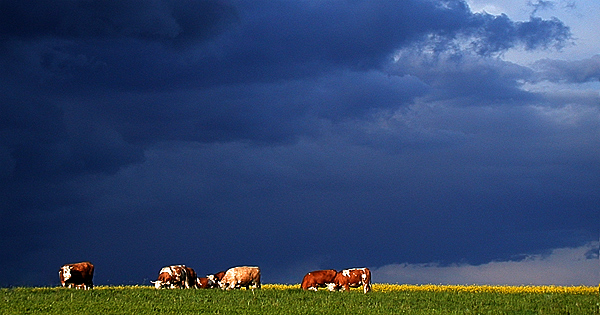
[
  {"x1": 301, "y1": 269, "x2": 337, "y2": 291},
  {"x1": 184, "y1": 266, "x2": 198, "y2": 288},
  {"x1": 331, "y1": 267, "x2": 371, "y2": 293},
  {"x1": 59, "y1": 261, "x2": 94, "y2": 290},
  {"x1": 152, "y1": 265, "x2": 196, "y2": 289},
  {"x1": 219, "y1": 266, "x2": 261, "y2": 291}
]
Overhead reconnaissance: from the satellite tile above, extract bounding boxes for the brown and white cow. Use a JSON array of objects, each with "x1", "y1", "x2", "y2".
[
  {"x1": 151, "y1": 265, "x2": 196, "y2": 289},
  {"x1": 184, "y1": 266, "x2": 198, "y2": 288},
  {"x1": 59, "y1": 261, "x2": 94, "y2": 290},
  {"x1": 330, "y1": 267, "x2": 371, "y2": 293},
  {"x1": 301, "y1": 269, "x2": 337, "y2": 291},
  {"x1": 206, "y1": 270, "x2": 226, "y2": 288},
  {"x1": 219, "y1": 266, "x2": 261, "y2": 290},
  {"x1": 196, "y1": 277, "x2": 213, "y2": 288}
]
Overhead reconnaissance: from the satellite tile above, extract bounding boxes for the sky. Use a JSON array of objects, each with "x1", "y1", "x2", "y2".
[{"x1": 0, "y1": 0, "x2": 598, "y2": 287}]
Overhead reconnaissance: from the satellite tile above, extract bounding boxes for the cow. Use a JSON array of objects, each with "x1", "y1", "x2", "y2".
[
  {"x1": 151, "y1": 265, "x2": 196, "y2": 289},
  {"x1": 196, "y1": 277, "x2": 213, "y2": 288},
  {"x1": 219, "y1": 266, "x2": 261, "y2": 291},
  {"x1": 184, "y1": 266, "x2": 198, "y2": 288},
  {"x1": 206, "y1": 271, "x2": 226, "y2": 288},
  {"x1": 59, "y1": 261, "x2": 94, "y2": 290},
  {"x1": 330, "y1": 267, "x2": 371, "y2": 293},
  {"x1": 301, "y1": 269, "x2": 337, "y2": 291}
]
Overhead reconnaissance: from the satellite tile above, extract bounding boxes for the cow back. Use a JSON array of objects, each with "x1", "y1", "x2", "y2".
[
  {"x1": 301, "y1": 269, "x2": 337, "y2": 290},
  {"x1": 154, "y1": 265, "x2": 188, "y2": 289},
  {"x1": 221, "y1": 266, "x2": 261, "y2": 290},
  {"x1": 333, "y1": 267, "x2": 371, "y2": 293}
]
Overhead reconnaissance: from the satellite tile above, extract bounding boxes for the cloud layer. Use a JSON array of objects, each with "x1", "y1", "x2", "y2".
[{"x1": 0, "y1": 0, "x2": 597, "y2": 286}]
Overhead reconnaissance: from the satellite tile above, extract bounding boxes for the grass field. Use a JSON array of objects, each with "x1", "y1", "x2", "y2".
[{"x1": 1, "y1": 284, "x2": 598, "y2": 314}]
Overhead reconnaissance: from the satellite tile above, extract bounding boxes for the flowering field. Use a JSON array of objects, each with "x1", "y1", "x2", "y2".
[
  {"x1": 371, "y1": 284, "x2": 597, "y2": 294},
  {"x1": 84, "y1": 283, "x2": 598, "y2": 294},
  {"x1": 2, "y1": 284, "x2": 598, "y2": 314},
  {"x1": 264, "y1": 283, "x2": 598, "y2": 294}
]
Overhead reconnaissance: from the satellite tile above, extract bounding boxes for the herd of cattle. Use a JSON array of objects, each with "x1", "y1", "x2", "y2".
[{"x1": 59, "y1": 261, "x2": 372, "y2": 293}]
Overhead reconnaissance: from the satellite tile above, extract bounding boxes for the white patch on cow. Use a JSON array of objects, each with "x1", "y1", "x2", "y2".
[
  {"x1": 160, "y1": 267, "x2": 172, "y2": 275},
  {"x1": 326, "y1": 283, "x2": 337, "y2": 291},
  {"x1": 62, "y1": 266, "x2": 72, "y2": 281},
  {"x1": 344, "y1": 267, "x2": 365, "y2": 274}
]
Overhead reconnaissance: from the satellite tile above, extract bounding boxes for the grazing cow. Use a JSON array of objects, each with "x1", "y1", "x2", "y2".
[
  {"x1": 219, "y1": 266, "x2": 261, "y2": 290},
  {"x1": 151, "y1": 265, "x2": 195, "y2": 289},
  {"x1": 59, "y1": 261, "x2": 94, "y2": 290},
  {"x1": 184, "y1": 266, "x2": 198, "y2": 288},
  {"x1": 331, "y1": 267, "x2": 371, "y2": 293},
  {"x1": 206, "y1": 271, "x2": 226, "y2": 288},
  {"x1": 301, "y1": 269, "x2": 337, "y2": 291},
  {"x1": 196, "y1": 277, "x2": 213, "y2": 288}
]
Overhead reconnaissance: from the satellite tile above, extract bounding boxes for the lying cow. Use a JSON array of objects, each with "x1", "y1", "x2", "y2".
[
  {"x1": 331, "y1": 267, "x2": 371, "y2": 293},
  {"x1": 59, "y1": 261, "x2": 94, "y2": 290},
  {"x1": 301, "y1": 269, "x2": 337, "y2": 291},
  {"x1": 151, "y1": 265, "x2": 196, "y2": 289},
  {"x1": 219, "y1": 266, "x2": 261, "y2": 290}
]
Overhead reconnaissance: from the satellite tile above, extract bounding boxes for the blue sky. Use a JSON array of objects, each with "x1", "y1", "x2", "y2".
[{"x1": 1, "y1": 0, "x2": 598, "y2": 287}]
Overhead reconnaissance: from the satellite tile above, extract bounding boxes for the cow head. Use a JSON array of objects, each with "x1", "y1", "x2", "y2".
[
  {"x1": 204, "y1": 276, "x2": 216, "y2": 288},
  {"x1": 206, "y1": 274, "x2": 218, "y2": 286},
  {"x1": 218, "y1": 279, "x2": 230, "y2": 290},
  {"x1": 152, "y1": 272, "x2": 173, "y2": 289},
  {"x1": 61, "y1": 266, "x2": 73, "y2": 281},
  {"x1": 151, "y1": 280, "x2": 163, "y2": 289}
]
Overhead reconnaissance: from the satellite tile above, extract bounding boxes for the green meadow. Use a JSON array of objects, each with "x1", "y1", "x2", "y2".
[{"x1": 1, "y1": 285, "x2": 598, "y2": 314}]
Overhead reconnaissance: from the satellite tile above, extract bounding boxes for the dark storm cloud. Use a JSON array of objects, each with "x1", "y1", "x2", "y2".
[
  {"x1": 0, "y1": 96, "x2": 145, "y2": 281},
  {"x1": 1, "y1": 0, "x2": 571, "y2": 93},
  {"x1": 0, "y1": 0, "x2": 236, "y2": 41},
  {"x1": 0, "y1": 0, "x2": 595, "y2": 287},
  {"x1": 0, "y1": 96, "x2": 144, "y2": 181}
]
